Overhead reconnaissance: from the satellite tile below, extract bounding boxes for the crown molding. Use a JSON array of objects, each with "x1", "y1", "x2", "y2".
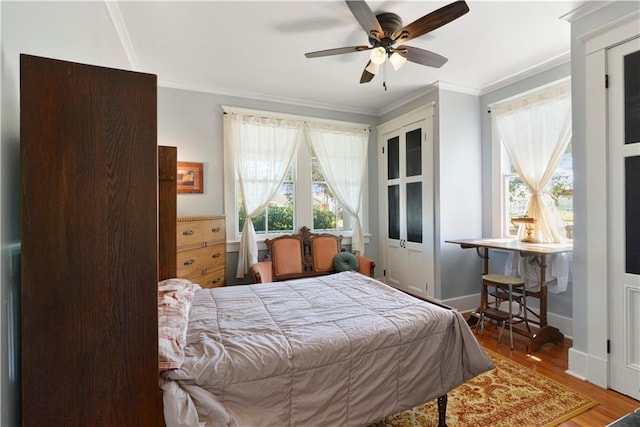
[
  {"x1": 104, "y1": 1, "x2": 140, "y2": 71},
  {"x1": 158, "y1": 80, "x2": 378, "y2": 117},
  {"x1": 478, "y1": 52, "x2": 570, "y2": 96}
]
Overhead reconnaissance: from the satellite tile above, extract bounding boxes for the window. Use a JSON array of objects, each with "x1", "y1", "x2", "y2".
[
  {"x1": 502, "y1": 141, "x2": 573, "y2": 239},
  {"x1": 312, "y1": 151, "x2": 355, "y2": 232},
  {"x1": 492, "y1": 80, "x2": 573, "y2": 242},
  {"x1": 238, "y1": 165, "x2": 295, "y2": 235},
  {"x1": 224, "y1": 107, "x2": 368, "y2": 245}
]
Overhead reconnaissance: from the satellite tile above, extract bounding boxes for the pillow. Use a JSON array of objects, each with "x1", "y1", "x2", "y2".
[
  {"x1": 333, "y1": 251, "x2": 359, "y2": 272},
  {"x1": 158, "y1": 278, "x2": 201, "y2": 372}
]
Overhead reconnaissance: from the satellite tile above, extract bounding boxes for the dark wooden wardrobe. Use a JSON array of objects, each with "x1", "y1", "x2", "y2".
[{"x1": 20, "y1": 54, "x2": 163, "y2": 426}]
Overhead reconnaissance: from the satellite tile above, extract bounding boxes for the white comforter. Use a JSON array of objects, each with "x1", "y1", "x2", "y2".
[{"x1": 162, "y1": 271, "x2": 493, "y2": 427}]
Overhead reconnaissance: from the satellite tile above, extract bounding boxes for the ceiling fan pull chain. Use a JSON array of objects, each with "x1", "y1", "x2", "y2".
[{"x1": 383, "y1": 60, "x2": 388, "y2": 91}]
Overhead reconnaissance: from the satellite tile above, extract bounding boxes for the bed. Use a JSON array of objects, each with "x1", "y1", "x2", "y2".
[{"x1": 158, "y1": 270, "x2": 493, "y2": 427}]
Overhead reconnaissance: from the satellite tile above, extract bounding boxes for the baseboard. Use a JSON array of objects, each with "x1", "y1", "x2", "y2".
[
  {"x1": 567, "y1": 348, "x2": 589, "y2": 379},
  {"x1": 442, "y1": 294, "x2": 482, "y2": 314},
  {"x1": 567, "y1": 347, "x2": 608, "y2": 388}
]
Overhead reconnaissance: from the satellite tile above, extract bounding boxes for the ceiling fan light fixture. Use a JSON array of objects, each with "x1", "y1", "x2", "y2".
[
  {"x1": 370, "y1": 46, "x2": 387, "y2": 65},
  {"x1": 365, "y1": 61, "x2": 380, "y2": 75},
  {"x1": 389, "y1": 52, "x2": 408, "y2": 71}
]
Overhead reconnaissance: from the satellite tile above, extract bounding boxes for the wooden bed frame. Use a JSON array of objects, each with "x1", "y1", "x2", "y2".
[{"x1": 156, "y1": 146, "x2": 448, "y2": 427}]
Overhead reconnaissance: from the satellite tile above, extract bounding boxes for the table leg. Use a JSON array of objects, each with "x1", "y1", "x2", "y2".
[
  {"x1": 466, "y1": 248, "x2": 489, "y2": 328},
  {"x1": 526, "y1": 254, "x2": 564, "y2": 353}
]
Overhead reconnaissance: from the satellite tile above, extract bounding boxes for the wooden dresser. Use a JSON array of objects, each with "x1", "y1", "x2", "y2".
[{"x1": 177, "y1": 215, "x2": 227, "y2": 288}]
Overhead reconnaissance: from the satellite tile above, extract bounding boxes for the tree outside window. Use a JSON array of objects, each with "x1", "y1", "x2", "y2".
[{"x1": 504, "y1": 141, "x2": 573, "y2": 238}]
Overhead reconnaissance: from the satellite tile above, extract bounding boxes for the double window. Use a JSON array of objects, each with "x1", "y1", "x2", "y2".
[
  {"x1": 223, "y1": 107, "x2": 368, "y2": 247},
  {"x1": 236, "y1": 147, "x2": 355, "y2": 236}
]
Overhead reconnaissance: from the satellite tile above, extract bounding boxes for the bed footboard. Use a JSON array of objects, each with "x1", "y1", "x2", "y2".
[{"x1": 437, "y1": 394, "x2": 448, "y2": 427}]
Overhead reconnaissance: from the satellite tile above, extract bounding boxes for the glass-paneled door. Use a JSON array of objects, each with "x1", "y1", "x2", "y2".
[{"x1": 608, "y1": 36, "x2": 640, "y2": 400}]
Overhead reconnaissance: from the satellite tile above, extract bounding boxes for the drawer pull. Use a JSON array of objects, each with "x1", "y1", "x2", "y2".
[
  {"x1": 212, "y1": 227, "x2": 221, "y2": 233},
  {"x1": 211, "y1": 278, "x2": 221, "y2": 284},
  {"x1": 183, "y1": 259, "x2": 195, "y2": 266},
  {"x1": 182, "y1": 230, "x2": 194, "y2": 236},
  {"x1": 212, "y1": 253, "x2": 222, "y2": 259}
]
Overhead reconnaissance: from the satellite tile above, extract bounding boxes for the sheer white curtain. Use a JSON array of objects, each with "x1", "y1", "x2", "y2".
[
  {"x1": 493, "y1": 83, "x2": 572, "y2": 243},
  {"x1": 224, "y1": 113, "x2": 302, "y2": 278},
  {"x1": 306, "y1": 123, "x2": 369, "y2": 254}
]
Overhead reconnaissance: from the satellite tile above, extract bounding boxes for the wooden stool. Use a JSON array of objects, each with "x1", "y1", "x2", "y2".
[{"x1": 477, "y1": 274, "x2": 530, "y2": 349}]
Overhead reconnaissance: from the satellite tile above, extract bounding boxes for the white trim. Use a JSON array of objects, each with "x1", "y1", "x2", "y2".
[
  {"x1": 561, "y1": 1, "x2": 615, "y2": 24},
  {"x1": 435, "y1": 81, "x2": 480, "y2": 96},
  {"x1": 376, "y1": 102, "x2": 436, "y2": 136},
  {"x1": 566, "y1": 348, "x2": 610, "y2": 388},
  {"x1": 375, "y1": 85, "x2": 439, "y2": 116},
  {"x1": 486, "y1": 77, "x2": 571, "y2": 110},
  {"x1": 567, "y1": 348, "x2": 590, "y2": 380},
  {"x1": 104, "y1": 0, "x2": 140, "y2": 71},
  {"x1": 161, "y1": 80, "x2": 378, "y2": 116},
  {"x1": 580, "y1": 11, "x2": 640, "y2": 389},
  {"x1": 581, "y1": 10, "x2": 640, "y2": 53},
  {"x1": 479, "y1": 52, "x2": 571, "y2": 97}
]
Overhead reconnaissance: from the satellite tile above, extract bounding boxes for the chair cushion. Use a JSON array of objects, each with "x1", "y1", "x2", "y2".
[
  {"x1": 333, "y1": 252, "x2": 359, "y2": 272},
  {"x1": 311, "y1": 236, "x2": 340, "y2": 272},
  {"x1": 271, "y1": 237, "x2": 304, "y2": 279}
]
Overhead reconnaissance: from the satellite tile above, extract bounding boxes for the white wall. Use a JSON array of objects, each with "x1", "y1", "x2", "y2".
[{"x1": 437, "y1": 89, "x2": 482, "y2": 300}]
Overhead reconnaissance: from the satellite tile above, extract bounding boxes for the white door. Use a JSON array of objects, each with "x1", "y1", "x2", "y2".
[
  {"x1": 382, "y1": 117, "x2": 434, "y2": 298},
  {"x1": 608, "y1": 36, "x2": 640, "y2": 400}
]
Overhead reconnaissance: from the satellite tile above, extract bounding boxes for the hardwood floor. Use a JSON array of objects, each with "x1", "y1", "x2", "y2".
[{"x1": 472, "y1": 320, "x2": 639, "y2": 426}]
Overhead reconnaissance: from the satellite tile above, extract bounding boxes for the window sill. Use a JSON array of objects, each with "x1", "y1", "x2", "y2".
[{"x1": 226, "y1": 233, "x2": 371, "y2": 253}]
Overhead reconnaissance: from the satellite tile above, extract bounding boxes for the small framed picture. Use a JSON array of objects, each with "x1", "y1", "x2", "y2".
[{"x1": 177, "y1": 162, "x2": 204, "y2": 193}]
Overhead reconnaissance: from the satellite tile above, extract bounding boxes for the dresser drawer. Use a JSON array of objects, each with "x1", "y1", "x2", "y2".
[
  {"x1": 176, "y1": 243, "x2": 226, "y2": 278},
  {"x1": 188, "y1": 267, "x2": 226, "y2": 289},
  {"x1": 177, "y1": 217, "x2": 225, "y2": 250}
]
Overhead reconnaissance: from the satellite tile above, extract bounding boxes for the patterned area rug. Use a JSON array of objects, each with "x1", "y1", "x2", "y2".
[{"x1": 372, "y1": 349, "x2": 598, "y2": 427}]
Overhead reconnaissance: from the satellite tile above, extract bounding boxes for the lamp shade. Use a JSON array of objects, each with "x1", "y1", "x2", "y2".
[
  {"x1": 370, "y1": 46, "x2": 386, "y2": 65},
  {"x1": 389, "y1": 52, "x2": 408, "y2": 71}
]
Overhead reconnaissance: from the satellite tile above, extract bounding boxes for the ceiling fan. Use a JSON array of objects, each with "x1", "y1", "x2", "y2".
[{"x1": 304, "y1": 0, "x2": 469, "y2": 85}]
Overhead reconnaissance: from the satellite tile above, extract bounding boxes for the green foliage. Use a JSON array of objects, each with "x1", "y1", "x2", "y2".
[
  {"x1": 238, "y1": 204, "x2": 293, "y2": 233},
  {"x1": 313, "y1": 207, "x2": 336, "y2": 230}
]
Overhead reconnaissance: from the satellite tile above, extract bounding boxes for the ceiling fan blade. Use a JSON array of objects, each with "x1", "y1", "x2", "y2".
[
  {"x1": 392, "y1": 0, "x2": 469, "y2": 44},
  {"x1": 346, "y1": 1, "x2": 383, "y2": 40},
  {"x1": 397, "y1": 45, "x2": 448, "y2": 68},
  {"x1": 360, "y1": 61, "x2": 376, "y2": 83},
  {"x1": 305, "y1": 45, "x2": 371, "y2": 58}
]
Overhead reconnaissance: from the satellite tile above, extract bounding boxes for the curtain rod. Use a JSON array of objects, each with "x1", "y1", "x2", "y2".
[{"x1": 221, "y1": 105, "x2": 370, "y2": 131}]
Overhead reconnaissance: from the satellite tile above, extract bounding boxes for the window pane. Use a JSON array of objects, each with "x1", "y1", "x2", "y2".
[
  {"x1": 388, "y1": 185, "x2": 400, "y2": 240},
  {"x1": 388, "y1": 136, "x2": 399, "y2": 180},
  {"x1": 406, "y1": 182, "x2": 422, "y2": 243},
  {"x1": 625, "y1": 50, "x2": 640, "y2": 144},
  {"x1": 626, "y1": 156, "x2": 640, "y2": 273},
  {"x1": 268, "y1": 182, "x2": 294, "y2": 233},
  {"x1": 505, "y1": 175, "x2": 528, "y2": 236},
  {"x1": 547, "y1": 142, "x2": 573, "y2": 237},
  {"x1": 406, "y1": 128, "x2": 422, "y2": 177},
  {"x1": 312, "y1": 158, "x2": 353, "y2": 232},
  {"x1": 237, "y1": 167, "x2": 293, "y2": 235}
]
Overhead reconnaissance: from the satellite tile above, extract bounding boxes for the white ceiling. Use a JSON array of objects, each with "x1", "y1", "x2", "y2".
[{"x1": 112, "y1": 1, "x2": 584, "y2": 115}]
